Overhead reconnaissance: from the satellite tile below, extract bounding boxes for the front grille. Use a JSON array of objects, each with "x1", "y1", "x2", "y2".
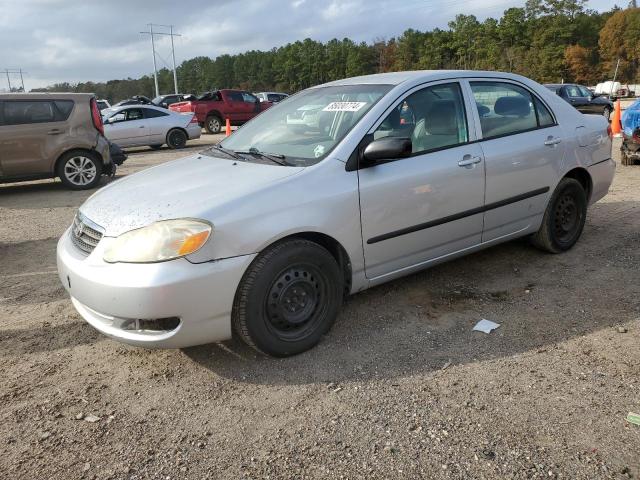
[{"x1": 70, "y1": 214, "x2": 104, "y2": 255}]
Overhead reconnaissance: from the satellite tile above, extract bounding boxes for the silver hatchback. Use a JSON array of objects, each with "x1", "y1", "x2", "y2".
[{"x1": 57, "y1": 70, "x2": 614, "y2": 356}]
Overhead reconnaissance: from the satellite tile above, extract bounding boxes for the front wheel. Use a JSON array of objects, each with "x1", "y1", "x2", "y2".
[
  {"x1": 531, "y1": 178, "x2": 587, "y2": 253},
  {"x1": 57, "y1": 151, "x2": 102, "y2": 190},
  {"x1": 232, "y1": 239, "x2": 343, "y2": 357}
]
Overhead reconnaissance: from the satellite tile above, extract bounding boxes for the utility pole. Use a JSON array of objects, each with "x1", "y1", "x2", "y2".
[
  {"x1": 140, "y1": 24, "x2": 181, "y2": 97},
  {"x1": 2, "y1": 69, "x2": 26, "y2": 92},
  {"x1": 610, "y1": 58, "x2": 620, "y2": 97}
]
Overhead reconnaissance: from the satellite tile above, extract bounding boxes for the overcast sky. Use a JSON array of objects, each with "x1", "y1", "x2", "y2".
[{"x1": 0, "y1": 0, "x2": 615, "y2": 91}]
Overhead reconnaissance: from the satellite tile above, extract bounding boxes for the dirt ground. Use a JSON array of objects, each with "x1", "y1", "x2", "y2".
[{"x1": 0, "y1": 136, "x2": 638, "y2": 480}]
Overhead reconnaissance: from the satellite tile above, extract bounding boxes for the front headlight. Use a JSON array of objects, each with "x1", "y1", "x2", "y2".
[{"x1": 103, "y1": 219, "x2": 212, "y2": 263}]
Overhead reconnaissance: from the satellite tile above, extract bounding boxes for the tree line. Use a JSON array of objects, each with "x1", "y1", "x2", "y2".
[{"x1": 33, "y1": 0, "x2": 638, "y2": 102}]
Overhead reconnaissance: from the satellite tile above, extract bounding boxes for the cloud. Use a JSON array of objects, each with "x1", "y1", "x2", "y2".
[{"x1": 0, "y1": 0, "x2": 615, "y2": 90}]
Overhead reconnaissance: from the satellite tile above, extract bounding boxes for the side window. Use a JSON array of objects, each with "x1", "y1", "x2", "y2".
[
  {"x1": 3, "y1": 100, "x2": 56, "y2": 125},
  {"x1": 242, "y1": 92, "x2": 258, "y2": 103},
  {"x1": 373, "y1": 82, "x2": 468, "y2": 155},
  {"x1": 227, "y1": 92, "x2": 244, "y2": 102},
  {"x1": 578, "y1": 86, "x2": 592, "y2": 98},
  {"x1": 565, "y1": 85, "x2": 581, "y2": 98},
  {"x1": 534, "y1": 97, "x2": 555, "y2": 127},
  {"x1": 53, "y1": 100, "x2": 74, "y2": 121},
  {"x1": 471, "y1": 82, "x2": 537, "y2": 138},
  {"x1": 143, "y1": 108, "x2": 169, "y2": 118},
  {"x1": 125, "y1": 108, "x2": 144, "y2": 121}
]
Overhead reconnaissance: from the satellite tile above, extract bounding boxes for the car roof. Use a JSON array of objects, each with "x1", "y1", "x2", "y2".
[
  {"x1": 0, "y1": 92, "x2": 94, "y2": 100},
  {"x1": 318, "y1": 70, "x2": 537, "y2": 88}
]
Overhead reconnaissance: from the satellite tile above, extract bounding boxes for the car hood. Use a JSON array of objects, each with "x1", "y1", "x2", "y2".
[{"x1": 80, "y1": 153, "x2": 304, "y2": 237}]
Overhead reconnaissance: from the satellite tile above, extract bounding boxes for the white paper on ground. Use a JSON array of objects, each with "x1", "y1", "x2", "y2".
[{"x1": 472, "y1": 319, "x2": 501, "y2": 334}]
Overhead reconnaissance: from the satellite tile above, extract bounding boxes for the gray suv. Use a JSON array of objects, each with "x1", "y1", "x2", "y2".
[{"x1": 0, "y1": 93, "x2": 112, "y2": 190}]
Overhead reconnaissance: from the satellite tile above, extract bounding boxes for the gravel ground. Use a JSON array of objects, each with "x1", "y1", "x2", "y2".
[{"x1": 0, "y1": 136, "x2": 638, "y2": 480}]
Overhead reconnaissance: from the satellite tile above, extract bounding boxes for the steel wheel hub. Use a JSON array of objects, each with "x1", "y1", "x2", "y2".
[
  {"x1": 64, "y1": 156, "x2": 96, "y2": 186},
  {"x1": 266, "y1": 266, "x2": 323, "y2": 336},
  {"x1": 554, "y1": 194, "x2": 578, "y2": 239}
]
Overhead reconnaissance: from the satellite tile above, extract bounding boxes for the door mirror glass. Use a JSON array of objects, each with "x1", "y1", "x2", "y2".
[{"x1": 363, "y1": 137, "x2": 412, "y2": 163}]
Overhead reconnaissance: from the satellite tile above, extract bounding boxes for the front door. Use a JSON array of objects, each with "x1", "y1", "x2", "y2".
[
  {"x1": 104, "y1": 108, "x2": 148, "y2": 146},
  {"x1": 468, "y1": 80, "x2": 565, "y2": 242},
  {"x1": 358, "y1": 81, "x2": 486, "y2": 280}
]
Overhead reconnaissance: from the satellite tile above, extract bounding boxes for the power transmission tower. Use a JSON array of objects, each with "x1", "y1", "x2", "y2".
[
  {"x1": 2, "y1": 69, "x2": 26, "y2": 92},
  {"x1": 140, "y1": 24, "x2": 181, "y2": 97}
]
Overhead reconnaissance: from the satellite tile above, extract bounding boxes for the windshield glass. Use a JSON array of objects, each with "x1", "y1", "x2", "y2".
[{"x1": 208, "y1": 84, "x2": 392, "y2": 166}]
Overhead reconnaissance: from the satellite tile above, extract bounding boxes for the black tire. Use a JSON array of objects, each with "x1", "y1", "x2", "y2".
[
  {"x1": 205, "y1": 115, "x2": 222, "y2": 134},
  {"x1": 166, "y1": 129, "x2": 187, "y2": 149},
  {"x1": 531, "y1": 178, "x2": 587, "y2": 253},
  {"x1": 56, "y1": 150, "x2": 102, "y2": 190},
  {"x1": 150, "y1": 144, "x2": 163, "y2": 150},
  {"x1": 232, "y1": 239, "x2": 343, "y2": 357},
  {"x1": 603, "y1": 106, "x2": 612, "y2": 121},
  {"x1": 621, "y1": 146, "x2": 634, "y2": 166}
]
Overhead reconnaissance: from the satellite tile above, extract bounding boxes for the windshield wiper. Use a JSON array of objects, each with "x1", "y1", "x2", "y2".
[
  {"x1": 206, "y1": 144, "x2": 243, "y2": 160},
  {"x1": 234, "y1": 147, "x2": 290, "y2": 166}
]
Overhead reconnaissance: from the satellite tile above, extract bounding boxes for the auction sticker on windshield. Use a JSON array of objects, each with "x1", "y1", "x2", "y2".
[{"x1": 322, "y1": 101, "x2": 367, "y2": 112}]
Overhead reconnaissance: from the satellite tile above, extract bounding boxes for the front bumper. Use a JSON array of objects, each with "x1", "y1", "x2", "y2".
[{"x1": 56, "y1": 228, "x2": 255, "y2": 348}]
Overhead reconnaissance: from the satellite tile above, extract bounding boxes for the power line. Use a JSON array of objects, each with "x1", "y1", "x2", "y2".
[{"x1": 140, "y1": 24, "x2": 181, "y2": 97}]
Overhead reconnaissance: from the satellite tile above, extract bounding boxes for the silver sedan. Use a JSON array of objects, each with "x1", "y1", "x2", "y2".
[
  {"x1": 57, "y1": 70, "x2": 614, "y2": 356},
  {"x1": 102, "y1": 104, "x2": 201, "y2": 149}
]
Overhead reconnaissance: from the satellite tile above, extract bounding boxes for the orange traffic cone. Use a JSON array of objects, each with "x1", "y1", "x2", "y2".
[
  {"x1": 225, "y1": 118, "x2": 231, "y2": 137},
  {"x1": 610, "y1": 99, "x2": 622, "y2": 137}
]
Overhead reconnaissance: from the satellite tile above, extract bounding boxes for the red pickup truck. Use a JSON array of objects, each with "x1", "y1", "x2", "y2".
[{"x1": 169, "y1": 89, "x2": 272, "y2": 134}]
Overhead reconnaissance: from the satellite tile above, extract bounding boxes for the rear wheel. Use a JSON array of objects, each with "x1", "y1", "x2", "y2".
[
  {"x1": 57, "y1": 150, "x2": 102, "y2": 190},
  {"x1": 232, "y1": 239, "x2": 343, "y2": 357},
  {"x1": 205, "y1": 115, "x2": 222, "y2": 134},
  {"x1": 166, "y1": 129, "x2": 187, "y2": 149},
  {"x1": 531, "y1": 178, "x2": 587, "y2": 253}
]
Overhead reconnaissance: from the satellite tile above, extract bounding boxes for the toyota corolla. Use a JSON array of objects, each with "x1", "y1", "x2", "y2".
[{"x1": 57, "y1": 70, "x2": 614, "y2": 357}]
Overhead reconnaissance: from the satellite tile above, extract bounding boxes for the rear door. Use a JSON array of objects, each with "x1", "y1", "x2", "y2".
[
  {"x1": 104, "y1": 108, "x2": 147, "y2": 146},
  {"x1": 467, "y1": 80, "x2": 564, "y2": 242},
  {"x1": 0, "y1": 99, "x2": 73, "y2": 177},
  {"x1": 358, "y1": 81, "x2": 486, "y2": 280},
  {"x1": 223, "y1": 91, "x2": 246, "y2": 123},
  {"x1": 564, "y1": 85, "x2": 590, "y2": 114}
]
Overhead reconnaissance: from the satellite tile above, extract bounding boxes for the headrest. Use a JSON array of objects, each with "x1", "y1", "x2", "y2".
[
  {"x1": 424, "y1": 100, "x2": 458, "y2": 135},
  {"x1": 494, "y1": 96, "x2": 531, "y2": 117}
]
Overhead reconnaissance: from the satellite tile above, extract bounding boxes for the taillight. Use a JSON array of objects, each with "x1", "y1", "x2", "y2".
[
  {"x1": 607, "y1": 124, "x2": 612, "y2": 139},
  {"x1": 90, "y1": 98, "x2": 104, "y2": 135}
]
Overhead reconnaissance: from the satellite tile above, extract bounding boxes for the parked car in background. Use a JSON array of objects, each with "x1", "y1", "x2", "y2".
[
  {"x1": 545, "y1": 84, "x2": 614, "y2": 119},
  {"x1": 113, "y1": 95, "x2": 153, "y2": 108},
  {"x1": 0, "y1": 93, "x2": 113, "y2": 189},
  {"x1": 595, "y1": 81, "x2": 636, "y2": 100},
  {"x1": 57, "y1": 70, "x2": 613, "y2": 356},
  {"x1": 169, "y1": 89, "x2": 272, "y2": 133},
  {"x1": 255, "y1": 92, "x2": 289, "y2": 103},
  {"x1": 96, "y1": 99, "x2": 111, "y2": 111},
  {"x1": 152, "y1": 94, "x2": 190, "y2": 109},
  {"x1": 102, "y1": 104, "x2": 200, "y2": 149}
]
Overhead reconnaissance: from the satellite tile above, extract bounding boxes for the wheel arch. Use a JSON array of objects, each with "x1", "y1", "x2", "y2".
[
  {"x1": 562, "y1": 167, "x2": 592, "y2": 202},
  {"x1": 206, "y1": 110, "x2": 223, "y2": 120},
  {"x1": 258, "y1": 231, "x2": 353, "y2": 297}
]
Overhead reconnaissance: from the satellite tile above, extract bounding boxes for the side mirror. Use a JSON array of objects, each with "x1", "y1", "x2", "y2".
[{"x1": 362, "y1": 137, "x2": 412, "y2": 164}]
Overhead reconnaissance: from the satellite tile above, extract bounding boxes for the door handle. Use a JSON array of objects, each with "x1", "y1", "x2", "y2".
[
  {"x1": 139, "y1": 126, "x2": 145, "y2": 129},
  {"x1": 47, "y1": 129, "x2": 62, "y2": 135},
  {"x1": 544, "y1": 137, "x2": 562, "y2": 146},
  {"x1": 458, "y1": 155, "x2": 482, "y2": 167}
]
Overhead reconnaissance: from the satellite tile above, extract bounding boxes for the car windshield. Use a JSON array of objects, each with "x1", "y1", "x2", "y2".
[{"x1": 206, "y1": 84, "x2": 392, "y2": 166}]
